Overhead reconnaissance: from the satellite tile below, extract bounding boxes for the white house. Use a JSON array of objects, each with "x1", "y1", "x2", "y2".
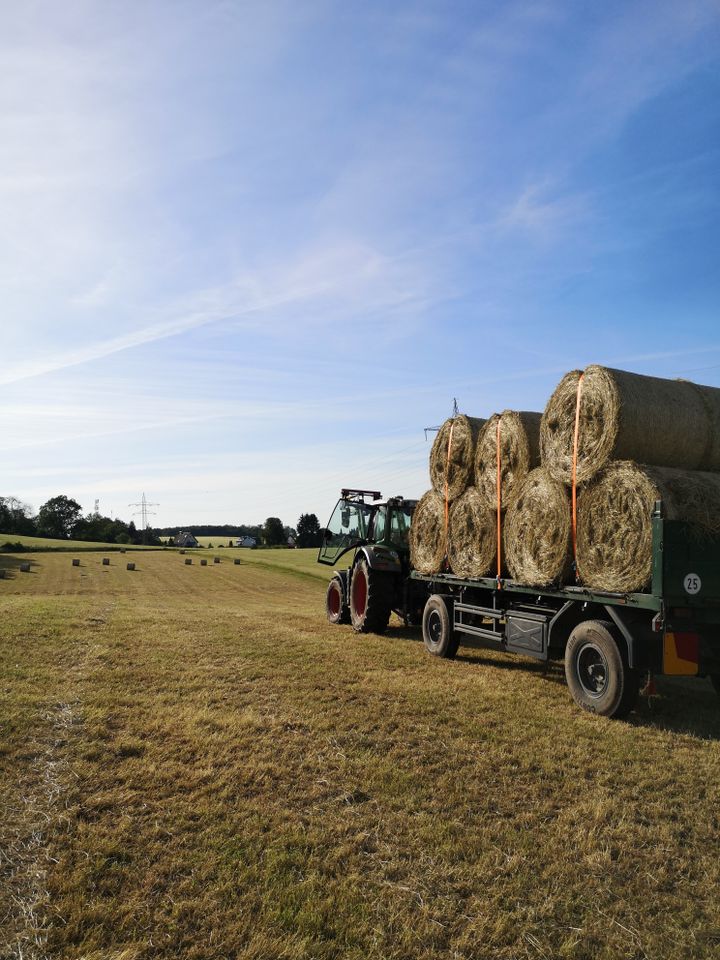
[{"x1": 236, "y1": 536, "x2": 257, "y2": 548}]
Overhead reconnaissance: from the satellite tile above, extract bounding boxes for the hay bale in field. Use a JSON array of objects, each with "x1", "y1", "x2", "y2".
[
  {"x1": 200, "y1": 558, "x2": 208, "y2": 566},
  {"x1": 504, "y1": 468, "x2": 572, "y2": 586},
  {"x1": 0, "y1": 569, "x2": 5, "y2": 579},
  {"x1": 447, "y1": 487, "x2": 496, "y2": 578},
  {"x1": 577, "y1": 461, "x2": 720, "y2": 593},
  {"x1": 233, "y1": 558, "x2": 241, "y2": 565},
  {"x1": 72, "y1": 558, "x2": 80, "y2": 567},
  {"x1": 474, "y1": 410, "x2": 542, "y2": 511},
  {"x1": 20, "y1": 562, "x2": 31, "y2": 573},
  {"x1": 541, "y1": 365, "x2": 720, "y2": 484},
  {"x1": 429, "y1": 415, "x2": 486, "y2": 503},
  {"x1": 185, "y1": 558, "x2": 192, "y2": 565},
  {"x1": 409, "y1": 490, "x2": 446, "y2": 575},
  {"x1": 179, "y1": 549, "x2": 186, "y2": 555},
  {"x1": 213, "y1": 557, "x2": 220, "y2": 564},
  {"x1": 102, "y1": 558, "x2": 110, "y2": 566},
  {"x1": 126, "y1": 562, "x2": 136, "y2": 571}
]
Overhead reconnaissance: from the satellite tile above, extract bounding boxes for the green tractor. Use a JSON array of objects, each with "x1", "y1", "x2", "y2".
[{"x1": 318, "y1": 489, "x2": 425, "y2": 634}]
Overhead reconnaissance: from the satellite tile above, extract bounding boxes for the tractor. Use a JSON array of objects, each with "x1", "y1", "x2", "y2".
[{"x1": 317, "y1": 489, "x2": 426, "y2": 633}]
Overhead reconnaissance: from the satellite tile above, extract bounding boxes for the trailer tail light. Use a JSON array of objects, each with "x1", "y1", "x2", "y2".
[{"x1": 663, "y1": 631, "x2": 699, "y2": 676}]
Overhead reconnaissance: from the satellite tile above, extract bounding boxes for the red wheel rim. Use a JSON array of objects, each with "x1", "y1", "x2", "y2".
[
  {"x1": 352, "y1": 568, "x2": 368, "y2": 615},
  {"x1": 328, "y1": 583, "x2": 340, "y2": 616}
]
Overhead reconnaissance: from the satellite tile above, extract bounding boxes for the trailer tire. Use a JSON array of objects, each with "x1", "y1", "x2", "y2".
[
  {"x1": 349, "y1": 557, "x2": 392, "y2": 634},
  {"x1": 422, "y1": 595, "x2": 459, "y2": 659},
  {"x1": 326, "y1": 577, "x2": 350, "y2": 625},
  {"x1": 565, "y1": 620, "x2": 638, "y2": 719}
]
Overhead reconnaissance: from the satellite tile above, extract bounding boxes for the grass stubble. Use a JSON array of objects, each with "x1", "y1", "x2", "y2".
[{"x1": 1, "y1": 550, "x2": 720, "y2": 959}]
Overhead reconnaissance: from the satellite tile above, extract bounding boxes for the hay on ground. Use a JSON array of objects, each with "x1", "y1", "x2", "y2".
[
  {"x1": 541, "y1": 365, "x2": 720, "y2": 484},
  {"x1": 447, "y1": 486, "x2": 496, "y2": 579},
  {"x1": 429, "y1": 415, "x2": 486, "y2": 503},
  {"x1": 409, "y1": 490, "x2": 446, "y2": 575},
  {"x1": 474, "y1": 410, "x2": 542, "y2": 511},
  {"x1": 577, "y1": 461, "x2": 720, "y2": 593},
  {"x1": 504, "y1": 468, "x2": 572, "y2": 586}
]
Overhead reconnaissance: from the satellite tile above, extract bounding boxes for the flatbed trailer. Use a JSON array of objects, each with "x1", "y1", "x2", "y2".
[{"x1": 411, "y1": 502, "x2": 720, "y2": 718}]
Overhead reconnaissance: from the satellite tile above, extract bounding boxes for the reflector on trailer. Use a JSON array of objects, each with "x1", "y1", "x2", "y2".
[{"x1": 663, "y1": 631, "x2": 699, "y2": 676}]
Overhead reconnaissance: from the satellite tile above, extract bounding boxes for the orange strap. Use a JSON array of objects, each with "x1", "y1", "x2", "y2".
[
  {"x1": 571, "y1": 373, "x2": 584, "y2": 581},
  {"x1": 496, "y1": 417, "x2": 502, "y2": 587},
  {"x1": 443, "y1": 420, "x2": 455, "y2": 567}
]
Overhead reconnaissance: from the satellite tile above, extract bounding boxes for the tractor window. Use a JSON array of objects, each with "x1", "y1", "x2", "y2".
[
  {"x1": 317, "y1": 498, "x2": 372, "y2": 565},
  {"x1": 372, "y1": 507, "x2": 387, "y2": 543},
  {"x1": 389, "y1": 504, "x2": 413, "y2": 547}
]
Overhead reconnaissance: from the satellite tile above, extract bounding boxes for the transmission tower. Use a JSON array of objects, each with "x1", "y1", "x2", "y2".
[{"x1": 128, "y1": 492, "x2": 159, "y2": 544}]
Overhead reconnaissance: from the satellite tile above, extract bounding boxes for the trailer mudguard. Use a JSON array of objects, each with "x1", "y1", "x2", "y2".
[{"x1": 604, "y1": 605, "x2": 656, "y2": 671}]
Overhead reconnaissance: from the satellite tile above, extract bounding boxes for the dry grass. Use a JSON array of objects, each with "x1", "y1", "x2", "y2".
[{"x1": 2, "y1": 550, "x2": 720, "y2": 958}]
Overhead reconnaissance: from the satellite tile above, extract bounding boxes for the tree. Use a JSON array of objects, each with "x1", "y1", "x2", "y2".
[
  {"x1": 36, "y1": 495, "x2": 82, "y2": 539},
  {"x1": 263, "y1": 517, "x2": 285, "y2": 546},
  {"x1": 0, "y1": 496, "x2": 36, "y2": 535},
  {"x1": 296, "y1": 513, "x2": 322, "y2": 548}
]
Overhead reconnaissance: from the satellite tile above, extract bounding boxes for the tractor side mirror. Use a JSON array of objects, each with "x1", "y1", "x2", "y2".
[{"x1": 341, "y1": 506, "x2": 350, "y2": 528}]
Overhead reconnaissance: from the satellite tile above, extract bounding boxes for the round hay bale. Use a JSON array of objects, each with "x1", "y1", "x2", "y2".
[
  {"x1": 504, "y1": 468, "x2": 572, "y2": 586},
  {"x1": 577, "y1": 461, "x2": 720, "y2": 593},
  {"x1": 447, "y1": 487, "x2": 496, "y2": 578},
  {"x1": 72, "y1": 558, "x2": 80, "y2": 567},
  {"x1": 200, "y1": 558, "x2": 208, "y2": 566},
  {"x1": 126, "y1": 562, "x2": 136, "y2": 571},
  {"x1": 409, "y1": 490, "x2": 446, "y2": 575},
  {"x1": 541, "y1": 365, "x2": 720, "y2": 484},
  {"x1": 0, "y1": 568, "x2": 5, "y2": 579},
  {"x1": 474, "y1": 410, "x2": 542, "y2": 511},
  {"x1": 185, "y1": 558, "x2": 192, "y2": 565},
  {"x1": 214, "y1": 557, "x2": 220, "y2": 564},
  {"x1": 429, "y1": 415, "x2": 486, "y2": 503},
  {"x1": 102, "y1": 558, "x2": 110, "y2": 566},
  {"x1": 179, "y1": 549, "x2": 186, "y2": 555},
  {"x1": 20, "y1": 562, "x2": 31, "y2": 573},
  {"x1": 233, "y1": 558, "x2": 241, "y2": 565}
]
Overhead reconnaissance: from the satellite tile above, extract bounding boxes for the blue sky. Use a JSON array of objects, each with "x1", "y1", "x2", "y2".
[{"x1": 2, "y1": 0, "x2": 720, "y2": 529}]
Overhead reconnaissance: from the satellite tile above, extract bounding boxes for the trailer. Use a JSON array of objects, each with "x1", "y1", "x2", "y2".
[{"x1": 412, "y1": 501, "x2": 720, "y2": 718}]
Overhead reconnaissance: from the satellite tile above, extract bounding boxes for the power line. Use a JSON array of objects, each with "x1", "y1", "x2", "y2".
[{"x1": 128, "y1": 492, "x2": 159, "y2": 544}]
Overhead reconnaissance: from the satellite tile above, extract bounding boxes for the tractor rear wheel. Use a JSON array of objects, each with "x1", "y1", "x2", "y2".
[
  {"x1": 349, "y1": 557, "x2": 392, "y2": 634},
  {"x1": 326, "y1": 577, "x2": 350, "y2": 625}
]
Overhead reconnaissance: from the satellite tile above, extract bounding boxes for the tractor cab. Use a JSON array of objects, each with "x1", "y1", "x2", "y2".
[{"x1": 318, "y1": 489, "x2": 415, "y2": 567}]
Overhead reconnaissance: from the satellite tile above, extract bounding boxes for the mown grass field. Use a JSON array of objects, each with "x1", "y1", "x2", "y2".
[
  {"x1": 2, "y1": 547, "x2": 720, "y2": 959},
  {"x1": 0, "y1": 533, "x2": 160, "y2": 551}
]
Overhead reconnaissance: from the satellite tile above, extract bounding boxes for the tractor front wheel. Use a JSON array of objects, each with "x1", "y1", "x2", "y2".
[
  {"x1": 325, "y1": 577, "x2": 350, "y2": 625},
  {"x1": 349, "y1": 557, "x2": 392, "y2": 635}
]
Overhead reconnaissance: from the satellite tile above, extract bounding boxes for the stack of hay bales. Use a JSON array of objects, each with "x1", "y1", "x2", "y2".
[
  {"x1": 505, "y1": 365, "x2": 720, "y2": 592},
  {"x1": 410, "y1": 411, "x2": 542, "y2": 578},
  {"x1": 413, "y1": 366, "x2": 720, "y2": 594},
  {"x1": 411, "y1": 414, "x2": 485, "y2": 575}
]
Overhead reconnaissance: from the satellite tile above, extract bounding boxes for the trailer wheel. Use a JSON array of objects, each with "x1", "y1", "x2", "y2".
[
  {"x1": 422, "y1": 596, "x2": 459, "y2": 659},
  {"x1": 325, "y1": 577, "x2": 350, "y2": 625},
  {"x1": 565, "y1": 620, "x2": 638, "y2": 719},
  {"x1": 349, "y1": 557, "x2": 392, "y2": 635}
]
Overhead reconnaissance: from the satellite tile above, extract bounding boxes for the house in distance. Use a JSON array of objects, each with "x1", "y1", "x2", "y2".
[
  {"x1": 236, "y1": 536, "x2": 257, "y2": 548},
  {"x1": 174, "y1": 531, "x2": 199, "y2": 547}
]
